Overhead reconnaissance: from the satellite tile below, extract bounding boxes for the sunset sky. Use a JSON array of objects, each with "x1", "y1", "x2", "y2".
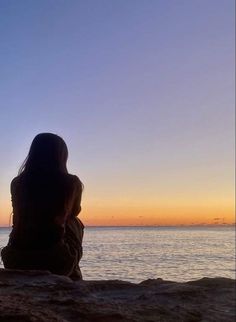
[{"x1": 0, "y1": 0, "x2": 235, "y2": 226}]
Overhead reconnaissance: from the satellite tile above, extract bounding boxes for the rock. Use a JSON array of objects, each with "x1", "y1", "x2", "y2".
[{"x1": 0, "y1": 269, "x2": 235, "y2": 322}]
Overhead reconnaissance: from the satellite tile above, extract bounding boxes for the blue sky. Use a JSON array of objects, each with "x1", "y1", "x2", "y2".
[{"x1": 0, "y1": 0, "x2": 235, "y2": 225}]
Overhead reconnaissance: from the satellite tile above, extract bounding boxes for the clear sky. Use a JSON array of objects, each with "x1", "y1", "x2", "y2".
[{"x1": 0, "y1": 0, "x2": 235, "y2": 226}]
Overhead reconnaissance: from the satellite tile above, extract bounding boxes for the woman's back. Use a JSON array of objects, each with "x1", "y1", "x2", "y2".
[
  {"x1": 1, "y1": 133, "x2": 84, "y2": 278},
  {"x1": 9, "y1": 171, "x2": 81, "y2": 250}
]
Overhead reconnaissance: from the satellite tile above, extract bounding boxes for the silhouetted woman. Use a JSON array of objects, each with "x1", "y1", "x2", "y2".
[{"x1": 1, "y1": 133, "x2": 84, "y2": 279}]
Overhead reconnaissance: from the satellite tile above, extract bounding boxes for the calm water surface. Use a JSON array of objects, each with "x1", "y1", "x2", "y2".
[{"x1": 0, "y1": 226, "x2": 235, "y2": 282}]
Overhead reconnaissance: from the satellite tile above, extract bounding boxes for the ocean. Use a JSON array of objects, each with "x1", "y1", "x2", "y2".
[{"x1": 0, "y1": 226, "x2": 235, "y2": 282}]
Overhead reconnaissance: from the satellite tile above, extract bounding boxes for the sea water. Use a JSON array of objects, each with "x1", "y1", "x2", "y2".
[{"x1": 0, "y1": 226, "x2": 235, "y2": 282}]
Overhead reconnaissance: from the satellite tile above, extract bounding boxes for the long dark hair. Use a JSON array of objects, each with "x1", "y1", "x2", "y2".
[{"x1": 18, "y1": 133, "x2": 68, "y2": 175}]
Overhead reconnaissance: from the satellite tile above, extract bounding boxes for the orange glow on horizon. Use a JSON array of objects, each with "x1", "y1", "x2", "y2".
[
  {"x1": 79, "y1": 205, "x2": 235, "y2": 226},
  {"x1": 0, "y1": 201, "x2": 234, "y2": 227}
]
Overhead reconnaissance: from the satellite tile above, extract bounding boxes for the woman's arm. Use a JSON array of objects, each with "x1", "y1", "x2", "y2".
[
  {"x1": 70, "y1": 176, "x2": 83, "y2": 218},
  {"x1": 10, "y1": 177, "x2": 19, "y2": 227}
]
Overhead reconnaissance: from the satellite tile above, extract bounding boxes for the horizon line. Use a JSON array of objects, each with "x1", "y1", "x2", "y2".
[{"x1": 0, "y1": 223, "x2": 235, "y2": 229}]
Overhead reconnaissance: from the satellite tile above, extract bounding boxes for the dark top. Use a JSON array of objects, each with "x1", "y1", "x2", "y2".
[{"x1": 9, "y1": 172, "x2": 83, "y2": 250}]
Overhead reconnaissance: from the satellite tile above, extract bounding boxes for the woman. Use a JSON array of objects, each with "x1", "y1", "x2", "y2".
[{"x1": 1, "y1": 133, "x2": 84, "y2": 279}]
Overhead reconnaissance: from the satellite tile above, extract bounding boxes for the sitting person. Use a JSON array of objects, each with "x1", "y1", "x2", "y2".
[{"x1": 1, "y1": 133, "x2": 84, "y2": 279}]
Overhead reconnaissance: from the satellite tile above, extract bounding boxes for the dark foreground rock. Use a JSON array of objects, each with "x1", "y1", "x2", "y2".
[{"x1": 0, "y1": 269, "x2": 235, "y2": 322}]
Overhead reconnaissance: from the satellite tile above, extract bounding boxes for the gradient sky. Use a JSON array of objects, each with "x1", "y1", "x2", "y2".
[{"x1": 0, "y1": 0, "x2": 235, "y2": 226}]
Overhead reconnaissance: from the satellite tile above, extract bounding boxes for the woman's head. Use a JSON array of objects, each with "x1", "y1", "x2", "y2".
[{"x1": 19, "y1": 133, "x2": 68, "y2": 174}]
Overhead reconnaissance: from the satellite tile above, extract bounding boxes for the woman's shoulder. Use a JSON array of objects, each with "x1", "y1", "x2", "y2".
[
  {"x1": 10, "y1": 175, "x2": 23, "y2": 191},
  {"x1": 64, "y1": 173, "x2": 80, "y2": 182},
  {"x1": 11, "y1": 176, "x2": 18, "y2": 186},
  {"x1": 63, "y1": 174, "x2": 83, "y2": 190},
  {"x1": 11, "y1": 175, "x2": 22, "y2": 187}
]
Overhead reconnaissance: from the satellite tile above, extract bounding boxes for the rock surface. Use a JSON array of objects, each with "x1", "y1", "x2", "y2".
[{"x1": 0, "y1": 269, "x2": 235, "y2": 322}]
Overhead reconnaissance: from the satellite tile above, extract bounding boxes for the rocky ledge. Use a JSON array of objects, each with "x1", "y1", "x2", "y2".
[{"x1": 0, "y1": 269, "x2": 235, "y2": 322}]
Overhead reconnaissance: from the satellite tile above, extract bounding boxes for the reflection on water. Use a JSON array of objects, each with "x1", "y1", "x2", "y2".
[{"x1": 0, "y1": 226, "x2": 235, "y2": 282}]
